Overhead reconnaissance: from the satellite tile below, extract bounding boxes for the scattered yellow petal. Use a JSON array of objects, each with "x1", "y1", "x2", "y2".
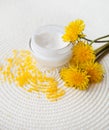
[
  {"x1": 46, "y1": 88, "x2": 65, "y2": 102},
  {"x1": 1, "y1": 50, "x2": 65, "y2": 101},
  {"x1": 0, "y1": 66, "x2": 3, "y2": 71}
]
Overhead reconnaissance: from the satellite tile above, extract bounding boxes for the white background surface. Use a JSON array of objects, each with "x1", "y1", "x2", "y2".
[{"x1": 0, "y1": 0, "x2": 109, "y2": 130}]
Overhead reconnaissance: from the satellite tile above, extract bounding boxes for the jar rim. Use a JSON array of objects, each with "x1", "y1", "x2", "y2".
[
  {"x1": 32, "y1": 35, "x2": 72, "y2": 51},
  {"x1": 29, "y1": 25, "x2": 73, "y2": 56},
  {"x1": 29, "y1": 39, "x2": 73, "y2": 57}
]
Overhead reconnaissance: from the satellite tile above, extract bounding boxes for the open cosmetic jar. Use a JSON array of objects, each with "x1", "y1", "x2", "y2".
[{"x1": 29, "y1": 25, "x2": 73, "y2": 67}]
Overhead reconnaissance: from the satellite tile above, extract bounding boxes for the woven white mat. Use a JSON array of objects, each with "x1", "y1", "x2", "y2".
[{"x1": 0, "y1": 0, "x2": 109, "y2": 130}]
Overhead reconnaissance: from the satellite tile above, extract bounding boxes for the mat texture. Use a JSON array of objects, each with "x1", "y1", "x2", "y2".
[{"x1": 0, "y1": 0, "x2": 109, "y2": 130}]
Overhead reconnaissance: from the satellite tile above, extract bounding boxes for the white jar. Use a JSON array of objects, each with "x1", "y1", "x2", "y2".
[{"x1": 29, "y1": 25, "x2": 73, "y2": 67}]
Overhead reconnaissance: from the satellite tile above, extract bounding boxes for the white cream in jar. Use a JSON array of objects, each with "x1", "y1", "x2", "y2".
[{"x1": 29, "y1": 25, "x2": 73, "y2": 67}]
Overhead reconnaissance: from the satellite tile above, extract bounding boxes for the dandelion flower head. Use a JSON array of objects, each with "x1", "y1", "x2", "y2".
[
  {"x1": 71, "y1": 41, "x2": 95, "y2": 65},
  {"x1": 60, "y1": 66, "x2": 90, "y2": 90},
  {"x1": 62, "y1": 19, "x2": 85, "y2": 43}
]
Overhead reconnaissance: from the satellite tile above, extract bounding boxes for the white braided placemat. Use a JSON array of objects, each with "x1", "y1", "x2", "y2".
[{"x1": 0, "y1": 0, "x2": 109, "y2": 130}]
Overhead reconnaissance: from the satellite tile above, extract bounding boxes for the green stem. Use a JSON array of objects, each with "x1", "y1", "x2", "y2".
[
  {"x1": 94, "y1": 34, "x2": 109, "y2": 41},
  {"x1": 90, "y1": 35, "x2": 109, "y2": 45},
  {"x1": 82, "y1": 37, "x2": 109, "y2": 43},
  {"x1": 81, "y1": 34, "x2": 109, "y2": 45},
  {"x1": 95, "y1": 42, "x2": 109, "y2": 60},
  {"x1": 96, "y1": 48, "x2": 109, "y2": 61}
]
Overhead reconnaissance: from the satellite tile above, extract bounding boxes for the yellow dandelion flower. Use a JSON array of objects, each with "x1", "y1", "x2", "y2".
[
  {"x1": 60, "y1": 66, "x2": 89, "y2": 90},
  {"x1": 62, "y1": 19, "x2": 85, "y2": 43},
  {"x1": 82, "y1": 62, "x2": 104, "y2": 83},
  {"x1": 71, "y1": 41, "x2": 95, "y2": 65}
]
